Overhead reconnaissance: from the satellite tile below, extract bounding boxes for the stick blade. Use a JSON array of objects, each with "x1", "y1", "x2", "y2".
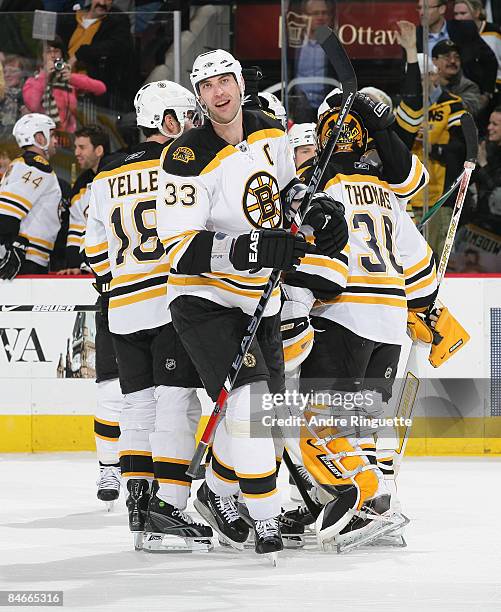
[
  {"x1": 460, "y1": 112, "x2": 478, "y2": 163},
  {"x1": 315, "y1": 25, "x2": 357, "y2": 92}
]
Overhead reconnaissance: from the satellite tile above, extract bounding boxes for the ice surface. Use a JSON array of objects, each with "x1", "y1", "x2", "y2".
[{"x1": 1, "y1": 454, "x2": 500, "y2": 612}]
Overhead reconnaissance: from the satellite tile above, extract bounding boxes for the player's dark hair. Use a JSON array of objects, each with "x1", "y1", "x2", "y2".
[
  {"x1": 74, "y1": 125, "x2": 110, "y2": 155},
  {"x1": 140, "y1": 109, "x2": 178, "y2": 138}
]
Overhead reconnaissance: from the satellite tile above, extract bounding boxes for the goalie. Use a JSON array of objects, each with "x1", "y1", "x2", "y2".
[{"x1": 278, "y1": 88, "x2": 441, "y2": 552}]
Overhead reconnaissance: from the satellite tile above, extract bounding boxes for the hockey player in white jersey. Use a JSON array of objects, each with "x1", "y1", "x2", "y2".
[
  {"x1": 0, "y1": 114, "x2": 61, "y2": 279},
  {"x1": 280, "y1": 89, "x2": 438, "y2": 552},
  {"x1": 155, "y1": 49, "x2": 348, "y2": 560},
  {"x1": 85, "y1": 81, "x2": 214, "y2": 551},
  {"x1": 288, "y1": 122, "x2": 317, "y2": 173}
]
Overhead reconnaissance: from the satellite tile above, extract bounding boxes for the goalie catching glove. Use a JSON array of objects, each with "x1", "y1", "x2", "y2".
[{"x1": 407, "y1": 306, "x2": 470, "y2": 368}]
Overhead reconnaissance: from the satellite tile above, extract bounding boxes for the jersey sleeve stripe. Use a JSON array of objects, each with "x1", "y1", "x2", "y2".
[
  {"x1": 26, "y1": 247, "x2": 50, "y2": 261},
  {"x1": 405, "y1": 273, "x2": 437, "y2": 295},
  {"x1": 70, "y1": 187, "x2": 86, "y2": 206},
  {"x1": 85, "y1": 241, "x2": 109, "y2": 255},
  {"x1": 0, "y1": 191, "x2": 32, "y2": 210},
  {"x1": 0, "y1": 202, "x2": 24, "y2": 219},
  {"x1": 93, "y1": 260, "x2": 111, "y2": 275},
  {"x1": 389, "y1": 155, "x2": 428, "y2": 198},
  {"x1": 404, "y1": 245, "x2": 434, "y2": 277},
  {"x1": 19, "y1": 233, "x2": 54, "y2": 249}
]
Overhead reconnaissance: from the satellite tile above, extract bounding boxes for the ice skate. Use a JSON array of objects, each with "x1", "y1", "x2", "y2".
[
  {"x1": 316, "y1": 493, "x2": 409, "y2": 553},
  {"x1": 193, "y1": 482, "x2": 249, "y2": 550},
  {"x1": 252, "y1": 517, "x2": 283, "y2": 566},
  {"x1": 96, "y1": 465, "x2": 121, "y2": 511},
  {"x1": 143, "y1": 485, "x2": 213, "y2": 552},
  {"x1": 279, "y1": 500, "x2": 321, "y2": 548},
  {"x1": 126, "y1": 479, "x2": 150, "y2": 550}
]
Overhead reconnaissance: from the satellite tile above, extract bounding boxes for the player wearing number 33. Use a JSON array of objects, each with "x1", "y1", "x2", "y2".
[
  {"x1": 85, "y1": 81, "x2": 219, "y2": 552},
  {"x1": 155, "y1": 49, "x2": 348, "y2": 558},
  {"x1": 281, "y1": 89, "x2": 439, "y2": 551}
]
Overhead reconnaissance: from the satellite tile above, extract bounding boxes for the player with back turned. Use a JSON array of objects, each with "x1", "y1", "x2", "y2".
[
  {"x1": 85, "y1": 81, "x2": 216, "y2": 552},
  {"x1": 155, "y1": 49, "x2": 348, "y2": 561}
]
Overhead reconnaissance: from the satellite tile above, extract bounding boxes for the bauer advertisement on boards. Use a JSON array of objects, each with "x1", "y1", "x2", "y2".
[{"x1": 0, "y1": 277, "x2": 97, "y2": 379}]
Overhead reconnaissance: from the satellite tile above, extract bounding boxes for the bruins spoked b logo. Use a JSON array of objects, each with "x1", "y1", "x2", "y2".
[{"x1": 242, "y1": 172, "x2": 281, "y2": 229}]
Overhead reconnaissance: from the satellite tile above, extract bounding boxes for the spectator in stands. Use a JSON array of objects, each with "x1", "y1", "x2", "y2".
[
  {"x1": 0, "y1": 55, "x2": 27, "y2": 135},
  {"x1": 0, "y1": 150, "x2": 11, "y2": 179},
  {"x1": 474, "y1": 106, "x2": 501, "y2": 219},
  {"x1": 57, "y1": 124, "x2": 110, "y2": 274},
  {"x1": 454, "y1": 0, "x2": 501, "y2": 97},
  {"x1": 22, "y1": 36, "x2": 106, "y2": 134},
  {"x1": 416, "y1": 0, "x2": 497, "y2": 99},
  {"x1": 293, "y1": 0, "x2": 337, "y2": 119},
  {"x1": 432, "y1": 39, "x2": 485, "y2": 116},
  {"x1": 396, "y1": 20, "x2": 467, "y2": 256},
  {"x1": 57, "y1": 0, "x2": 136, "y2": 111},
  {"x1": 0, "y1": 60, "x2": 4, "y2": 100}
]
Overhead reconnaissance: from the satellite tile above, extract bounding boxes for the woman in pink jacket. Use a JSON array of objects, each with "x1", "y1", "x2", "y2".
[{"x1": 23, "y1": 37, "x2": 106, "y2": 134}]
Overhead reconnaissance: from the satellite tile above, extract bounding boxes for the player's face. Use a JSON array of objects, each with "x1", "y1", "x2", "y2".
[
  {"x1": 295, "y1": 144, "x2": 316, "y2": 168},
  {"x1": 487, "y1": 112, "x2": 501, "y2": 144},
  {"x1": 433, "y1": 51, "x2": 461, "y2": 78},
  {"x1": 453, "y1": 2, "x2": 474, "y2": 20},
  {"x1": 47, "y1": 130, "x2": 58, "y2": 158},
  {"x1": 198, "y1": 74, "x2": 241, "y2": 124},
  {"x1": 74, "y1": 136, "x2": 101, "y2": 170}
]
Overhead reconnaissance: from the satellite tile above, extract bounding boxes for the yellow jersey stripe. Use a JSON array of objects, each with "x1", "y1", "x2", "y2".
[
  {"x1": 109, "y1": 285, "x2": 167, "y2": 309},
  {"x1": 326, "y1": 295, "x2": 407, "y2": 308},
  {"x1": 86, "y1": 241, "x2": 108, "y2": 255},
  {"x1": 0, "y1": 191, "x2": 32, "y2": 209},
  {"x1": 169, "y1": 275, "x2": 281, "y2": 299},
  {"x1": 247, "y1": 128, "x2": 284, "y2": 144},
  {"x1": 95, "y1": 159, "x2": 159, "y2": 180}
]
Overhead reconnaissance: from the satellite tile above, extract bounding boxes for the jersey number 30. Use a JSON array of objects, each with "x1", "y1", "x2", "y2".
[{"x1": 352, "y1": 212, "x2": 403, "y2": 274}]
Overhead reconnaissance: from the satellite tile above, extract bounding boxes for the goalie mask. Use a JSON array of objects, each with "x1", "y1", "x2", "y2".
[{"x1": 316, "y1": 106, "x2": 369, "y2": 155}]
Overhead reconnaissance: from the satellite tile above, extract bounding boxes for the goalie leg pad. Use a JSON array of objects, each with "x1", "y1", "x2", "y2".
[{"x1": 429, "y1": 307, "x2": 470, "y2": 367}]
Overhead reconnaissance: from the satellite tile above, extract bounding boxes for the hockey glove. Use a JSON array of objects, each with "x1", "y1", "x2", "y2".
[
  {"x1": 303, "y1": 193, "x2": 348, "y2": 258},
  {"x1": 0, "y1": 239, "x2": 27, "y2": 280},
  {"x1": 352, "y1": 92, "x2": 395, "y2": 133},
  {"x1": 92, "y1": 275, "x2": 112, "y2": 316},
  {"x1": 230, "y1": 229, "x2": 312, "y2": 272}
]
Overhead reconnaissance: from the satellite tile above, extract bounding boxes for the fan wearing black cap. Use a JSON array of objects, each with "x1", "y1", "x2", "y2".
[{"x1": 432, "y1": 39, "x2": 486, "y2": 116}]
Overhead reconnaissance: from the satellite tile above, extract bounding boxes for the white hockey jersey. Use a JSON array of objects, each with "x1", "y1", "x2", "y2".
[
  {"x1": 84, "y1": 142, "x2": 169, "y2": 334},
  {"x1": 312, "y1": 154, "x2": 436, "y2": 345},
  {"x1": 156, "y1": 109, "x2": 297, "y2": 317},
  {"x1": 0, "y1": 151, "x2": 61, "y2": 267}
]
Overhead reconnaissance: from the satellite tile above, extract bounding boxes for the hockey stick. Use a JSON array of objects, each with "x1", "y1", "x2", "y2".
[
  {"x1": 186, "y1": 26, "x2": 357, "y2": 478},
  {"x1": 417, "y1": 170, "x2": 463, "y2": 231},
  {"x1": 393, "y1": 112, "x2": 478, "y2": 469},
  {"x1": 0, "y1": 304, "x2": 99, "y2": 312},
  {"x1": 282, "y1": 448, "x2": 321, "y2": 518}
]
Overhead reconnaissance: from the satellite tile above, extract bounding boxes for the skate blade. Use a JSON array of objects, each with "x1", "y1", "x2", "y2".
[
  {"x1": 104, "y1": 501, "x2": 114, "y2": 512},
  {"x1": 270, "y1": 551, "x2": 278, "y2": 567},
  {"x1": 318, "y1": 513, "x2": 409, "y2": 553},
  {"x1": 282, "y1": 533, "x2": 305, "y2": 549},
  {"x1": 133, "y1": 531, "x2": 144, "y2": 551},
  {"x1": 142, "y1": 533, "x2": 213, "y2": 553},
  {"x1": 193, "y1": 499, "x2": 245, "y2": 551},
  {"x1": 367, "y1": 533, "x2": 407, "y2": 548}
]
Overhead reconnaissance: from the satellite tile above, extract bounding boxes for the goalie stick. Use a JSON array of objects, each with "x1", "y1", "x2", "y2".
[
  {"x1": 186, "y1": 26, "x2": 358, "y2": 478},
  {"x1": 393, "y1": 112, "x2": 478, "y2": 470}
]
